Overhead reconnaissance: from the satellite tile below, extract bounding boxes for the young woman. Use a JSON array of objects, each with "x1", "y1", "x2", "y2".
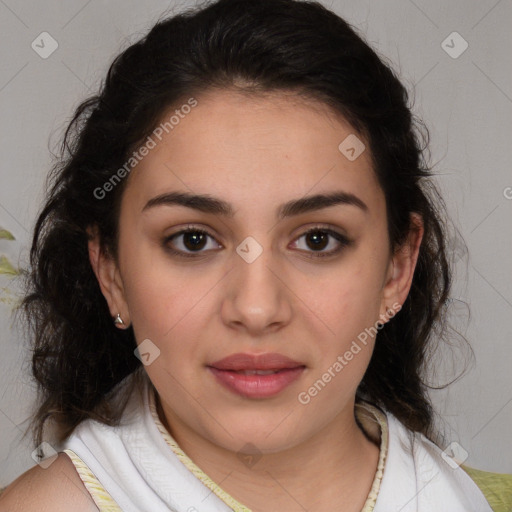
[{"x1": 1, "y1": 0, "x2": 510, "y2": 510}]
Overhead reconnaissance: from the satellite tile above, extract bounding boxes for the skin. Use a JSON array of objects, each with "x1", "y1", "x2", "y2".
[
  {"x1": 0, "y1": 453, "x2": 99, "y2": 511},
  {"x1": 0, "y1": 88, "x2": 423, "y2": 511}
]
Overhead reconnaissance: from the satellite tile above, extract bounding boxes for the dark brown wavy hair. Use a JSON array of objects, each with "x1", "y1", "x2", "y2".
[{"x1": 18, "y1": 0, "x2": 461, "y2": 449}]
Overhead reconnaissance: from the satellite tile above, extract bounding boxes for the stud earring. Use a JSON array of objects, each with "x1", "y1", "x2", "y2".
[{"x1": 114, "y1": 313, "x2": 125, "y2": 327}]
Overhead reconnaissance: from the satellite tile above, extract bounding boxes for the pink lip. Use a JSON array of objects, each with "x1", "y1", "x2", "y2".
[
  {"x1": 207, "y1": 352, "x2": 306, "y2": 398},
  {"x1": 209, "y1": 352, "x2": 304, "y2": 371}
]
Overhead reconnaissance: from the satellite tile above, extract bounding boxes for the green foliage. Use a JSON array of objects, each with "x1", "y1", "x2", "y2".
[
  {"x1": 0, "y1": 228, "x2": 18, "y2": 276},
  {"x1": 0, "y1": 227, "x2": 20, "y2": 306},
  {"x1": 0, "y1": 229, "x2": 15, "y2": 241}
]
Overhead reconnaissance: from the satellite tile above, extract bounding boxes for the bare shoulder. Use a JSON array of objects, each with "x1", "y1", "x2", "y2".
[{"x1": 0, "y1": 452, "x2": 98, "y2": 512}]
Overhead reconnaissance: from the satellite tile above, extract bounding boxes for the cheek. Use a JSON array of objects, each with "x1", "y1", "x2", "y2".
[
  {"x1": 120, "y1": 245, "x2": 210, "y2": 353},
  {"x1": 125, "y1": 268, "x2": 208, "y2": 392},
  {"x1": 299, "y1": 276, "x2": 379, "y2": 407},
  {"x1": 301, "y1": 258, "x2": 386, "y2": 389},
  {"x1": 310, "y1": 265, "x2": 383, "y2": 338}
]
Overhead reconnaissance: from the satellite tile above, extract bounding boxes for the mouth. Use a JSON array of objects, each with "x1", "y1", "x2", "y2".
[
  {"x1": 207, "y1": 352, "x2": 306, "y2": 399},
  {"x1": 225, "y1": 369, "x2": 288, "y2": 375}
]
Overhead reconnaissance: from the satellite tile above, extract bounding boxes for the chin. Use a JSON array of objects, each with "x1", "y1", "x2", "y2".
[{"x1": 200, "y1": 409, "x2": 306, "y2": 454}]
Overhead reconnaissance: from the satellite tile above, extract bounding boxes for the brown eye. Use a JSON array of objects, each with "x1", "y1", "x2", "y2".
[
  {"x1": 182, "y1": 231, "x2": 208, "y2": 251},
  {"x1": 292, "y1": 227, "x2": 351, "y2": 258},
  {"x1": 164, "y1": 228, "x2": 221, "y2": 257},
  {"x1": 305, "y1": 231, "x2": 329, "y2": 251}
]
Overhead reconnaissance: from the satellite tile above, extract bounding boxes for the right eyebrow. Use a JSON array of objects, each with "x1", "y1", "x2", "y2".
[{"x1": 142, "y1": 191, "x2": 235, "y2": 216}]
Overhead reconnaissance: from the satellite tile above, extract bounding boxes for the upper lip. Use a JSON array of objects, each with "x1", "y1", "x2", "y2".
[{"x1": 208, "y1": 352, "x2": 305, "y2": 371}]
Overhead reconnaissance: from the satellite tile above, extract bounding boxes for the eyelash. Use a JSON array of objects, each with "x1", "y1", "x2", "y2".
[{"x1": 163, "y1": 225, "x2": 351, "y2": 259}]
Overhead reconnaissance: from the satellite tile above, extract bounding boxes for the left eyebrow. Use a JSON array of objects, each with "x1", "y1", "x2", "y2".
[
  {"x1": 277, "y1": 191, "x2": 368, "y2": 219},
  {"x1": 141, "y1": 190, "x2": 368, "y2": 217}
]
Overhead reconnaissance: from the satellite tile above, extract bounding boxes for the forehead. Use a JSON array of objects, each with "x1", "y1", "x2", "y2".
[{"x1": 122, "y1": 88, "x2": 383, "y2": 216}]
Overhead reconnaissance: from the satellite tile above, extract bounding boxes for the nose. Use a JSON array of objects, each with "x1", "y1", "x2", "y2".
[{"x1": 220, "y1": 241, "x2": 292, "y2": 337}]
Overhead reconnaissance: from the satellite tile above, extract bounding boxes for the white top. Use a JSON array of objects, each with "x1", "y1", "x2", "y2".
[{"x1": 61, "y1": 375, "x2": 493, "y2": 511}]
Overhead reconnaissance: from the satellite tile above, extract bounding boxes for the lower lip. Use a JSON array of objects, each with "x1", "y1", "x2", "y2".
[{"x1": 207, "y1": 367, "x2": 305, "y2": 398}]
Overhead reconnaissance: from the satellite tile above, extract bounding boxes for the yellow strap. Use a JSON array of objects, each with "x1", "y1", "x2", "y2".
[
  {"x1": 356, "y1": 402, "x2": 389, "y2": 512},
  {"x1": 150, "y1": 393, "x2": 389, "y2": 512},
  {"x1": 148, "y1": 390, "x2": 252, "y2": 511},
  {"x1": 63, "y1": 449, "x2": 122, "y2": 512}
]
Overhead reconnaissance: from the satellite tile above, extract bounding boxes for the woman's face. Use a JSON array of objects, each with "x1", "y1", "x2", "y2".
[{"x1": 91, "y1": 89, "x2": 421, "y2": 454}]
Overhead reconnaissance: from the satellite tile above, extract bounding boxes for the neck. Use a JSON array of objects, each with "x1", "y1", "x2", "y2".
[{"x1": 156, "y1": 395, "x2": 381, "y2": 512}]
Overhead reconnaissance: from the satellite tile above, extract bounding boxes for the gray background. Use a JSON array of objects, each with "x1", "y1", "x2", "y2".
[{"x1": 0, "y1": 0, "x2": 511, "y2": 486}]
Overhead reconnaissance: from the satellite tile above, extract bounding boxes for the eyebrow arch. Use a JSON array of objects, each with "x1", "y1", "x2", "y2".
[{"x1": 142, "y1": 190, "x2": 368, "y2": 218}]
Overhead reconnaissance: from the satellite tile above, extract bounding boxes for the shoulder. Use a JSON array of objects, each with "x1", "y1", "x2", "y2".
[
  {"x1": 461, "y1": 465, "x2": 512, "y2": 512},
  {"x1": 0, "y1": 452, "x2": 99, "y2": 512}
]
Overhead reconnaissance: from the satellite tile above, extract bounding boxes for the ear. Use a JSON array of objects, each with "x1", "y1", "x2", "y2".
[
  {"x1": 380, "y1": 213, "x2": 424, "y2": 321},
  {"x1": 86, "y1": 225, "x2": 130, "y2": 328}
]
